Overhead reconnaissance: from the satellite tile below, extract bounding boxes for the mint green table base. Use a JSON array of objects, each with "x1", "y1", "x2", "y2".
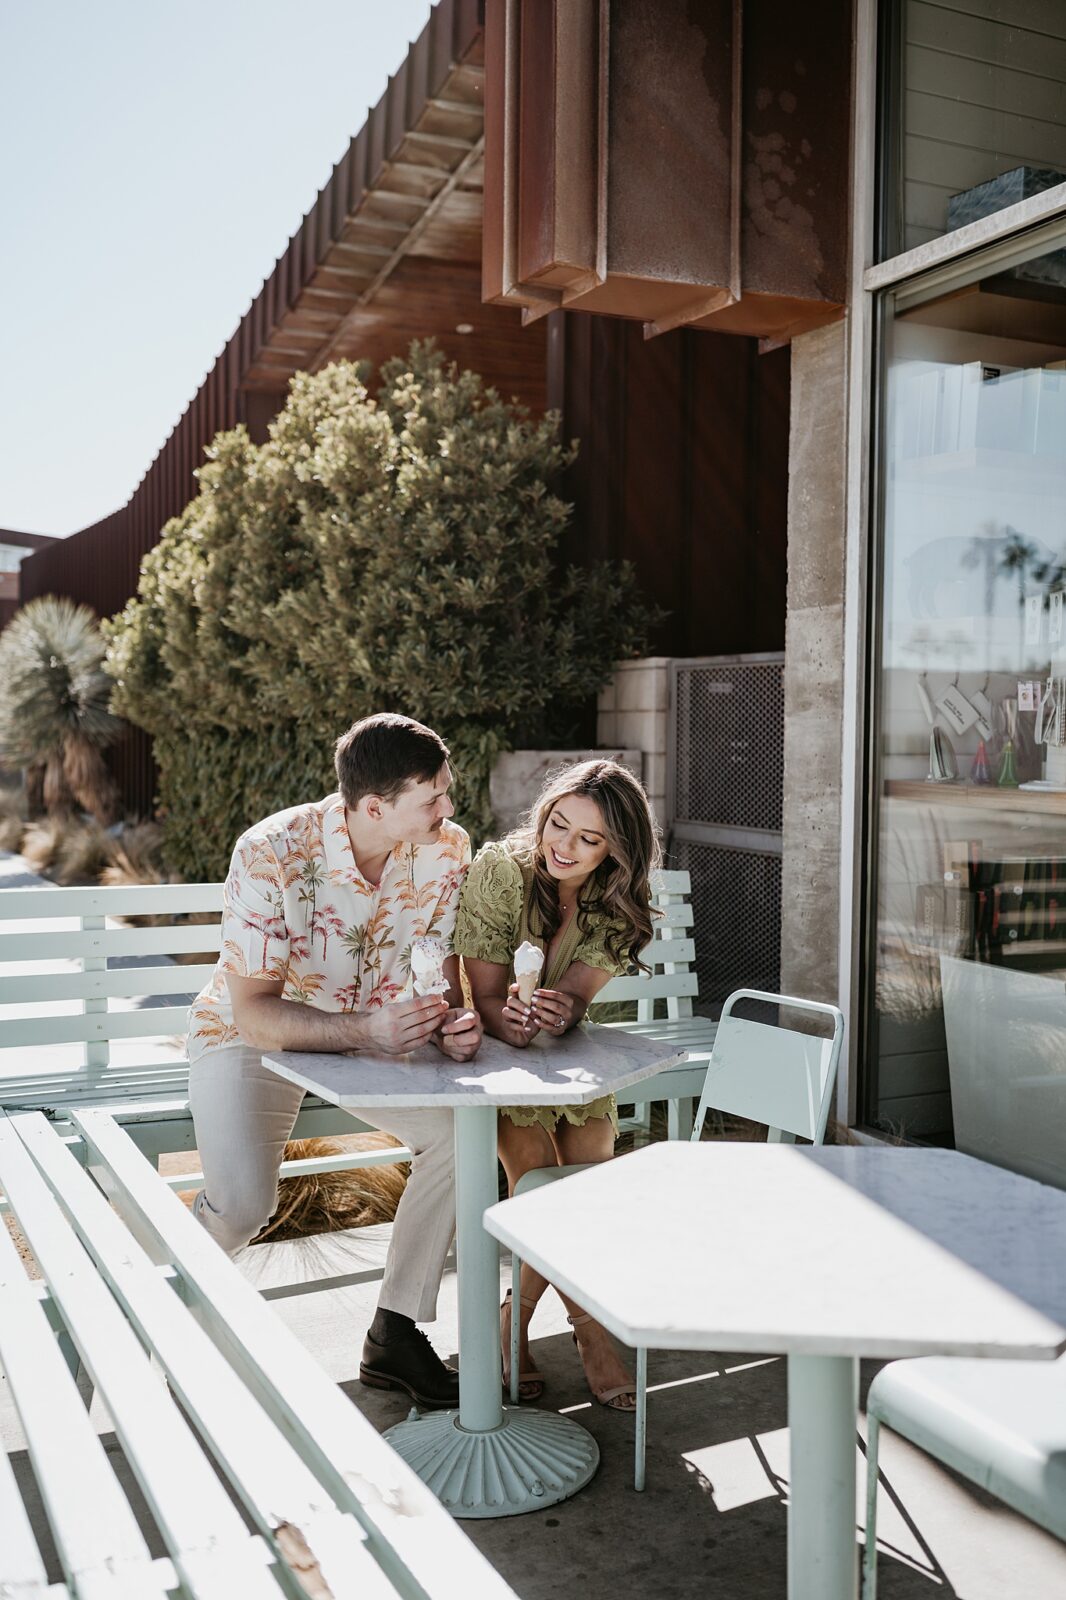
[
  {"x1": 788, "y1": 1354, "x2": 860, "y2": 1600},
  {"x1": 384, "y1": 1104, "x2": 599, "y2": 1518}
]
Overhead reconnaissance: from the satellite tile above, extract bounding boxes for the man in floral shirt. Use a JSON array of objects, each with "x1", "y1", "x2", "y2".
[{"x1": 188, "y1": 713, "x2": 481, "y2": 1407}]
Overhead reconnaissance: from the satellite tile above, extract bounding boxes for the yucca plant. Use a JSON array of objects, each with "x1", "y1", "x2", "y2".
[{"x1": 0, "y1": 596, "x2": 122, "y2": 822}]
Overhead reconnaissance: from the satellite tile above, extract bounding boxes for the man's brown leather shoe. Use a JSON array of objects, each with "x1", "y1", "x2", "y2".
[{"x1": 359, "y1": 1326, "x2": 460, "y2": 1409}]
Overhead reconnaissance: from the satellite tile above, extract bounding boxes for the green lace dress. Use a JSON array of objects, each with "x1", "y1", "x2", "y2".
[{"x1": 453, "y1": 839, "x2": 629, "y2": 1132}]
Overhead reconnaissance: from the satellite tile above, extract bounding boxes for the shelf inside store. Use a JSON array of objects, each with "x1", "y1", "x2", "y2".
[
  {"x1": 905, "y1": 936, "x2": 1066, "y2": 963},
  {"x1": 891, "y1": 448, "x2": 1066, "y2": 490},
  {"x1": 897, "y1": 274, "x2": 1066, "y2": 346},
  {"x1": 885, "y1": 779, "x2": 1066, "y2": 814}
]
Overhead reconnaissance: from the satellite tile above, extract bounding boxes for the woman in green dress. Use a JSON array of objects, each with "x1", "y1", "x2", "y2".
[{"x1": 453, "y1": 758, "x2": 660, "y2": 1410}]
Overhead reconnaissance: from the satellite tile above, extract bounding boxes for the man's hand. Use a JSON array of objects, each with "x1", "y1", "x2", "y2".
[
  {"x1": 356, "y1": 995, "x2": 448, "y2": 1056},
  {"x1": 529, "y1": 987, "x2": 577, "y2": 1035},
  {"x1": 434, "y1": 1006, "x2": 483, "y2": 1062}
]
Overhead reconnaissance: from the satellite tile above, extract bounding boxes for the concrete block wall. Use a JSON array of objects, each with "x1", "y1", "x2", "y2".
[
  {"x1": 596, "y1": 657, "x2": 672, "y2": 827},
  {"x1": 489, "y1": 748, "x2": 643, "y2": 837}
]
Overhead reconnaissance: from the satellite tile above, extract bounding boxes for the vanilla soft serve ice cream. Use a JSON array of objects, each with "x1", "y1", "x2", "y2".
[
  {"x1": 513, "y1": 940, "x2": 544, "y2": 1005},
  {"x1": 408, "y1": 936, "x2": 449, "y2": 997}
]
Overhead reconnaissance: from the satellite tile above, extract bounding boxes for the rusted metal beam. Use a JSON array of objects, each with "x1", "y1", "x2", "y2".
[{"x1": 483, "y1": 0, "x2": 848, "y2": 343}]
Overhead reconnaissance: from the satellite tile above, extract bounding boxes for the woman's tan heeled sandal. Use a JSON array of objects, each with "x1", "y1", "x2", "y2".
[
  {"x1": 501, "y1": 1290, "x2": 545, "y2": 1403},
  {"x1": 567, "y1": 1312, "x2": 637, "y2": 1411}
]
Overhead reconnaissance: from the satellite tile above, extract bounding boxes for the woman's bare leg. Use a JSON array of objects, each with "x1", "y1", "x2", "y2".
[
  {"x1": 497, "y1": 1116, "x2": 559, "y2": 1395},
  {"x1": 551, "y1": 1115, "x2": 636, "y2": 1409}
]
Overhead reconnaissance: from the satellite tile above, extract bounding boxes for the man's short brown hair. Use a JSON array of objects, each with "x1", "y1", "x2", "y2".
[{"x1": 334, "y1": 714, "x2": 450, "y2": 809}]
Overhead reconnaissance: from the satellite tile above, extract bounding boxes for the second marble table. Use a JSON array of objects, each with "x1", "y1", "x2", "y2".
[
  {"x1": 484, "y1": 1142, "x2": 1066, "y2": 1594},
  {"x1": 264, "y1": 1024, "x2": 686, "y2": 1519}
]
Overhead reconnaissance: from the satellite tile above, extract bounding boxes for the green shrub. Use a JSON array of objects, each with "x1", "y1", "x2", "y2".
[{"x1": 105, "y1": 342, "x2": 657, "y2": 881}]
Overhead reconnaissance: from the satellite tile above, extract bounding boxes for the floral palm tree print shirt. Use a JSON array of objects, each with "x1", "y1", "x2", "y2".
[{"x1": 187, "y1": 795, "x2": 470, "y2": 1062}]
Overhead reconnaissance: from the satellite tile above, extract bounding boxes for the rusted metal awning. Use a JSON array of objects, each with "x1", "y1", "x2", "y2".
[
  {"x1": 482, "y1": 0, "x2": 850, "y2": 344},
  {"x1": 223, "y1": 0, "x2": 545, "y2": 411}
]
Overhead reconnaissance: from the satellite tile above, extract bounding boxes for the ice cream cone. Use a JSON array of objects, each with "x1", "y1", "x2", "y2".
[{"x1": 513, "y1": 940, "x2": 544, "y2": 1006}]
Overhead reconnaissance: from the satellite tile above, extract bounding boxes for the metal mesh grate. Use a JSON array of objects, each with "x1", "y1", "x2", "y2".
[
  {"x1": 673, "y1": 659, "x2": 785, "y2": 830},
  {"x1": 672, "y1": 839, "x2": 782, "y2": 1013}
]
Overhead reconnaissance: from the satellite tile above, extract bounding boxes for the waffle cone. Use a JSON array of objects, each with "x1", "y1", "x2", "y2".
[{"x1": 515, "y1": 971, "x2": 539, "y2": 1006}]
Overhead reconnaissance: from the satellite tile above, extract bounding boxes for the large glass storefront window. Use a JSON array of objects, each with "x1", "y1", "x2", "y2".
[
  {"x1": 867, "y1": 234, "x2": 1066, "y2": 1183},
  {"x1": 879, "y1": 0, "x2": 1066, "y2": 259}
]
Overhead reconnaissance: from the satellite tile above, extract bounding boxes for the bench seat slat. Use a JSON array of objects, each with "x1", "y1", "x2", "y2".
[
  {"x1": 0, "y1": 965, "x2": 212, "y2": 1004},
  {"x1": 4, "y1": 1007, "x2": 191, "y2": 1049},
  {"x1": 0, "y1": 1125, "x2": 179, "y2": 1599},
  {"x1": 602, "y1": 1016, "x2": 717, "y2": 1038},
  {"x1": 13, "y1": 1113, "x2": 391, "y2": 1599},
  {"x1": 0, "y1": 925, "x2": 222, "y2": 961},
  {"x1": 0, "y1": 884, "x2": 224, "y2": 918},
  {"x1": 0, "y1": 1066, "x2": 190, "y2": 1096},
  {"x1": 72, "y1": 1108, "x2": 519, "y2": 1600},
  {"x1": 0, "y1": 1116, "x2": 282, "y2": 1600},
  {"x1": 601, "y1": 1017, "x2": 718, "y2": 1052},
  {"x1": 620, "y1": 1063, "x2": 711, "y2": 1102},
  {"x1": 0, "y1": 1418, "x2": 53, "y2": 1595}
]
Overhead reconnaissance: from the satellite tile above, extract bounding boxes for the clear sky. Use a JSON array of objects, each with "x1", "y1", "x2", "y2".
[{"x1": 0, "y1": 0, "x2": 435, "y2": 536}]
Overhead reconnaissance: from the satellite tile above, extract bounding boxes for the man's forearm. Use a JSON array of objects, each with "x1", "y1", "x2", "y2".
[{"x1": 234, "y1": 994, "x2": 370, "y2": 1053}]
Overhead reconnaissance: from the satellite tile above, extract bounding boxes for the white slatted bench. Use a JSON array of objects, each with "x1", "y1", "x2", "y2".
[
  {"x1": 593, "y1": 869, "x2": 716, "y2": 1139},
  {"x1": 0, "y1": 871, "x2": 715, "y2": 1166},
  {"x1": 0, "y1": 1107, "x2": 515, "y2": 1600},
  {"x1": 0, "y1": 882, "x2": 410, "y2": 1207}
]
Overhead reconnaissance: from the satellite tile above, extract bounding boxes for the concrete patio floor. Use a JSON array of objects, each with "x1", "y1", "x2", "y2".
[
  {"x1": 2, "y1": 851, "x2": 1063, "y2": 1596},
  {"x1": 7, "y1": 1220, "x2": 1064, "y2": 1599},
  {"x1": 256, "y1": 1230, "x2": 1066, "y2": 1600}
]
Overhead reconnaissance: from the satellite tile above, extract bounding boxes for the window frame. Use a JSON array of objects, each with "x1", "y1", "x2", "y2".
[{"x1": 839, "y1": 0, "x2": 1066, "y2": 1136}]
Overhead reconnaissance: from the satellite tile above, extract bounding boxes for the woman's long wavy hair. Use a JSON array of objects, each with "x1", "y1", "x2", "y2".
[{"x1": 507, "y1": 760, "x2": 661, "y2": 971}]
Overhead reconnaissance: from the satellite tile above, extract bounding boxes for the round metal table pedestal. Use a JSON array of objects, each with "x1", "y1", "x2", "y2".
[
  {"x1": 384, "y1": 1406, "x2": 599, "y2": 1518},
  {"x1": 385, "y1": 1103, "x2": 598, "y2": 1517}
]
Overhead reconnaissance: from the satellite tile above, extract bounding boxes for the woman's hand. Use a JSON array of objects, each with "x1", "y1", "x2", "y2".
[
  {"x1": 529, "y1": 987, "x2": 577, "y2": 1035},
  {"x1": 501, "y1": 981, "x2": 539, "y2": 1047}
]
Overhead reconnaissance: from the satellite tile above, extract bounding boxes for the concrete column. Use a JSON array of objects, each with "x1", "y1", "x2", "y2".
[{"x1": 780, "y1": 321, "x2": 849, "y2": 1003}]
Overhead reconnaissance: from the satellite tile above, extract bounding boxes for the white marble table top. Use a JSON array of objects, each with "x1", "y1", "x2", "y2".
[
  {"x1": 263, "y1": 1023, "x2": 686, "y2": 1110},
  {"x1": 484, "y1": 1143, "x2": 1066, "y2": 1360}
]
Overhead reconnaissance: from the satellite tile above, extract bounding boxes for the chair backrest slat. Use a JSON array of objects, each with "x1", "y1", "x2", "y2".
[
  {"x1": 650, "y1": 869, "x2": 690, "y2": 894},
  {"x1": 598, "y1": 971, "x2": 698, "y2": 1004},
  {"x1": 638, "y1": 935, "x2": 695, "y2": 967},
  {"x1": 0, "y1": 964, "x2": 216, "y2": 1006},
  {"x1": 4, "y1": 1007, "x2": 193, "y2": 1050},
  {"x1": 654, "y1": 902, "x2": 693, "y2": 930},
  {"x1": 0, "y1": 924, "x2": 223, "y2": 962},
  {"x1": 0, "y1": 884, "x2": 224, "y2": 918},
  {"x1": 591, "y1": 871, "x2": 698, "y2": 1015}
]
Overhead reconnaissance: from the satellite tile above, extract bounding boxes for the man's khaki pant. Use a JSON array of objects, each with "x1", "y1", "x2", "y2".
[{"x1": 188, "y1": 1045, "x2": 456, "y2": 1323}]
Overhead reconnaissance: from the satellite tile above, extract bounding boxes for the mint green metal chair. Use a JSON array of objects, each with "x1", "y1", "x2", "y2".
[
  {"x1": 863, "y1": 1355, "x2": 1066, "y2": 1598},
  {"x1": 508, "y1": 987, "x2": 845, "y2": 1488}
]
